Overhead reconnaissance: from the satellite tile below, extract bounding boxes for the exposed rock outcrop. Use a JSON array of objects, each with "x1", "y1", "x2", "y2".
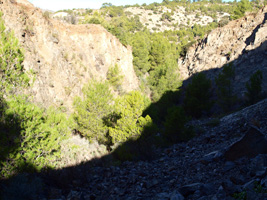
[
  {"x1": 224, "y1": 126, "x2": 267, "y2": 161},
  {"x1": 179, "y1": 6, "x2": 267, "y2": 97},
  {"x1": 0, "y1": 0, "x2": 139, "y2": 110}
]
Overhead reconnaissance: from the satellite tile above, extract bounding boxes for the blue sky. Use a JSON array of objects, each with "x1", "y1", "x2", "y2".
[{"x1": 28, "y1": 0, "x2": 163, "y2": 11}]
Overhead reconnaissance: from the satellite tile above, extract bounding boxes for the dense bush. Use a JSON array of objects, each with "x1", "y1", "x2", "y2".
[
  {"x1": 184, "y1": 73, "x2": 213, "y2": 118},
  {"x1": 148, "y1": 62, "x2": 181, "y2": 101},
  {"x1": 87, "y1": 17, "x2": 101, "y2": 24},
  {"x1": 109, "y1": 91, "x2": 153, "y2": 144},
  {"x1": 161, "y1": 11, "x2": 174, "y2": 22},
  {"x1": 164, "y1": 106, "x2": 193, "y2": 142},
  {"x1": 0, "y1": 96, "x2": 70, "y2": 178},
  {"x1": 72, "y1": 82, "x2": 157, "y2": 149},
  {"x1": 0, "y1": 13, "x2": 29, "y2": 95},
  {"x1": 131, "y1": 31, "x2": 151, "y2": 77},
  {"x1": 231, "y1": 0, "x2": 252, "y2": 20},
  {"x1": 215, "y1": 63, "x2": 237, "y2": 112},
  {"x1": 72, "y1": 81, "x2": 113, "y2": 144},
  {"x1": 107, "y1": 64, "x2": 124, "y2": 93},
  {"x1": 104, "y1": 5, "x2": 124, "y2": 17},
  {"x1": 245, "y1": 70, "x2": 263, "y2": 105}
]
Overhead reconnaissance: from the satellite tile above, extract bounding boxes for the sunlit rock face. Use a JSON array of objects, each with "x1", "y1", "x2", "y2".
[
  {"x1": 179, "y1": 6, "x2": 267, "y2": 97},
  {"x1": 0, "y1": 0, "x2": 139, "y2": 111}
]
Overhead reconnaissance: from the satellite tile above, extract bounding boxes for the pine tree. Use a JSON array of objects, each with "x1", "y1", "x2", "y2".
[
  {"x1": 107, "y1": 64, "x2": 124, "y2": 92},
  {"x1": 215, "y1": 63, "x2": 237, "y2": 112},
  {"x1": 245, "y1": 70, "x2": 263, "y2": 105},
  {"x1": 72, "y1": 81, "x2": 113, "y2": 143},
  {"x1": 131, "y1": 32, "x2": 151, "y2": 76},
  {"x1": 164, "y1": 106, "x2": 193, "y2": 142},
  {"x1": 109, "y1": 91, "x2": 153, "y2": 144},
  {"x1": 184, "y1": 73, "x2": 213, "y2": 118}
]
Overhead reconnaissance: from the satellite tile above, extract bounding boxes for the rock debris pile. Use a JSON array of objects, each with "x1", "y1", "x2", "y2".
[{"x1": 44, "y1": 99, "x2": 267, "y2": 200}]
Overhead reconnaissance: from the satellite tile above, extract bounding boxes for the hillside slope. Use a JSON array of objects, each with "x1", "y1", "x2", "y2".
[
  {"x1": 33, "y1": 98, "x2": 267, "y2": 200},
  {"x1": 55, "y1": 2, "x2": 231, "y2": 33},
  {"x1": 0, "y1": 0, "x2": 139, "y2": 110},
  {"x1": 1, "y1": 2, "x2": 267, "y2": 200},
  {"x1": 179, "y1": 5, "x2": 267, "y2": 97},
  {"x1": 124, "y1": 4, "x2": 229, "y2": 32}
]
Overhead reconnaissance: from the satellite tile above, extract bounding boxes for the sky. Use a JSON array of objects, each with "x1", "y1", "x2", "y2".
[{"x1": 28, "y1": 0, "x2": 163, "y2": 11}]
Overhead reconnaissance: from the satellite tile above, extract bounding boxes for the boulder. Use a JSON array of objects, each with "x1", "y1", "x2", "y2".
[
  {"x1": 170, "y1": 190, "x2": 185, "y2": 200},
  {"x1": 179, "y1": 183, "x2": 203, "y2": 197},
  {"x1": 224, "y1": 127, "x2": 267, "y2": 161}
]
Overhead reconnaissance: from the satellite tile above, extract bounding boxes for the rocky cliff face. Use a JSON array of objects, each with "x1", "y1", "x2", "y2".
[
  {"x1": 0, "y1": 0, "x2": 139, "y2": 110},
  {"x1": 179, "y1": 6, "x2": 267, "y2": 96}
]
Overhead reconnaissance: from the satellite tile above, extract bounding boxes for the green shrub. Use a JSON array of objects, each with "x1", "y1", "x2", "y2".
[
  {"x1": 148, "y1": 63, "x2": 181, "y2": 102},
  {"x1": 131, "y1": 32, "x2": 151, "y2": 77},
  {"x1": 184, "y1": 73, "x2": 213, "y2": 118},
  {"x1": 215, "y1": 63, "x2": 237, "y2": 112},
  {"x1": 0, "y1": 13, "x2": 29, "y2": 95},
  {"x1": 245, "y1": 70, "x2": 263, "y2": 105},
  {"x1": 164, "y1": 106, "x2": 193, "y2": 142},
  {"x1": 218, "y1": 17, "x2": 229, "y2": 27},
  {"x1": 108, "y1": 91, "x2": 153, "y2": 144},
  {"x1": 147, "y1": 34, "x2": 181, "y2": 101},
  {"x1": 0, "y1": 96, "x2": 70, "y2": 178},
  {"x1": 160, "y1": 11, "x2": 173, "y2": 22},
  {"x1": 107, "y1": 64, "x2": 124, "y2": 92},
  {"x1": 87, "y1": 17, "x2": 101, "y2": 24},
  {"x1": 231, "y1": 0, "x2": 252, "y2": 20},
  {"x1": 107, "y1": 6, "x2": 124, "y2": 18},
  {"x1": 85, "y1": 9, "x2": 93, "y2": 14},
  {"x1": 232, "y1": 191, "x2": 246, "y2": 200},
  {"x1": 72, "y1": 81, "x2": 113, "y2": 144}
]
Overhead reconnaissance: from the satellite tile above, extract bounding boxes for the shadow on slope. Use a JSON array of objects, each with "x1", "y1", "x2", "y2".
[
  {"x1": 1, "y1": 36, "x2": 267, "y2": 200},
  {"x1": 0, "y1": 97, "x2": 42, "y2": 199}
]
